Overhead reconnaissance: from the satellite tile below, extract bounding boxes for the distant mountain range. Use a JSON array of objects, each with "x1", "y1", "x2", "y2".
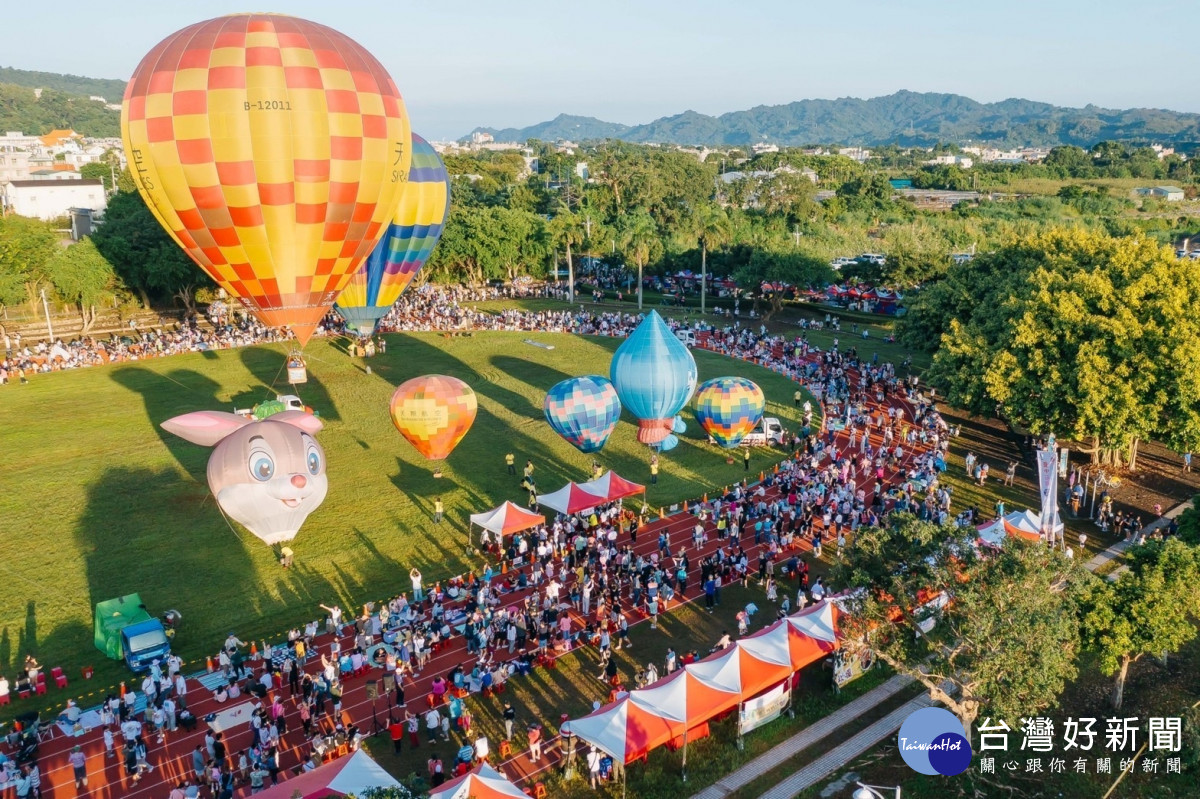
[
  {"x1": 468, "y1": 91, "x2": 1200, "y2": 149},
  {"x1": 0, "y1": 67, "x2": 127, "y2": 103}
]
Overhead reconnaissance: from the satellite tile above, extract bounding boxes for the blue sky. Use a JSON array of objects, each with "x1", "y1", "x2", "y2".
[{"x1": 4, "y1": 0, "x2": 1197, "y2": 139}]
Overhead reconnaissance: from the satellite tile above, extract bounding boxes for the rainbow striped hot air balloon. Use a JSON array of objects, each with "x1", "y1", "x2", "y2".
[
  {"x1": 544, "y1": 376, "x2": 622, "y2": 453},
  {"x1": 336, "y1": 133, "x2": 450, "y2": 334},
  {"x1": 389, "y1": 375, "x2": 477, "y2": 460},
  {"x1": 610, "y1": 311, "x2": 697, "y2": 445},
  {"x1": 694, "y1": 376, "x2": 766, "y2": 448},
  {"x1": 121, "y1": 14, "x2": 412, "y2": 347}
]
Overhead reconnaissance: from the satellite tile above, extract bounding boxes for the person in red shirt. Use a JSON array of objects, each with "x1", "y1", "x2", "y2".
[{"x1": 389, "y1": 718, "x2": 405, "y2": 754}]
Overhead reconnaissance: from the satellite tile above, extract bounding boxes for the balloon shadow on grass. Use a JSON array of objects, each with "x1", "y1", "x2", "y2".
[
  {"x1": 237, "y1": 345, "x2": 342, "y2": 422},
  {"x1": 110, "y1": 365, "x2": 226, "y2": 475},
  {"x1": 73, "y1": 464, "x2": 258, "y2": 669},
  {"x1": 489, "y1": 355, "x2": 576, "y2": 407}
]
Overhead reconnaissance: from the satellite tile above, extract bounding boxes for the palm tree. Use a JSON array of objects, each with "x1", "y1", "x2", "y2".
[
  {"x1": 620, "y1": 211, "x2": 657, "y2": 310},
  {"x1": 693, "y1": 204, "x2": 731, "y2": 314},
  {"x1": 549, "y1": 204, "x2": 584, "y2": 303}
]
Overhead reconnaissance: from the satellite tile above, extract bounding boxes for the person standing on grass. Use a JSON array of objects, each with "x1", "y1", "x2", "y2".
[
  {"x1": 650, "y1": 455, "x2": 658, "y2": 484},
  {"x1": 505, "y1": 452, "x2": 515, "y2": 474},
  {"x1": 433, "y1": 497, "x2": 444, "y2": 524},
  {"x1": 410, "y1": 568, "x2": 424, "y2": 603},
  {"x1": 503, "y1": 702, "x2": 516, "y2": 741},
  {"x1": 744, "y1": 447, "x2": 751, "y2": 471}
]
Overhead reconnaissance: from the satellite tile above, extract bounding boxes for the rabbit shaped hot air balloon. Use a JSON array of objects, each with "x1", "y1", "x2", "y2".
[{"x1": 161, "y1": 410, "x2": 328, "y2": 546}]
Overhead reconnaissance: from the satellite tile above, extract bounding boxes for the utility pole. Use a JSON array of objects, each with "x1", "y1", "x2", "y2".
[{"x1": 41, "y1": 288, "x2": 54, "y2": 343}]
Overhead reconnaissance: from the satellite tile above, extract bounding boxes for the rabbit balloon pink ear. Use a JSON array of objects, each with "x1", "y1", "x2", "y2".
[
  {"x1": 161, "y1": 411, "x2": 252, "y2": 447},
  {"x1": 267, "y1": 410, "x2": 324, "y2": 435}
]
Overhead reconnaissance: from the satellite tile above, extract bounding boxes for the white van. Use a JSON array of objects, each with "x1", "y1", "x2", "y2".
[
  {"x1": 674, "y1": 329, "x2": 697, "y2": 348},
  {"x1": 710, "y1": 416, "x2": 785, "y2": 447}
]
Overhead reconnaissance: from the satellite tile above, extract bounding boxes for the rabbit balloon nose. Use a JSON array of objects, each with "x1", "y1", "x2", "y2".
[{"x1": 291, "y1": 474, "x2": 307, "y2": 489}]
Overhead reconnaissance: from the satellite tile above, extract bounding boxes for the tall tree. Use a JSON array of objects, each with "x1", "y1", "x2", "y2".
[
  {"x1": 0, "y1": 214, "x2": 60, "y2": 307},
  {"x1": 922, "y1": 229, "x2": 1200, "y2": 468},
  {"x1": 90, "y1": 190, "x2": 204, "y2": 307},
  {"x1": 733, "y1": 249, "x2": 833, "y2": 321},
  {"x1": 831, "y1": 516, "x2": 1081, "y2": 744},
  {"x1": 45, "y1": 238, "x2": 118, "y2": 332},
  {"x1": 1081, "y1": 539, "x2": 1200, "y2": 709},
  {"x1": 692, "y1": 204, "x2": 731, "y2": 314},
  {"x1": 619, "y1": 211, "x2": 659, "y2": 310},
  {"x1": 549, "y1": 203, "x2": 585, "y2": 303}
]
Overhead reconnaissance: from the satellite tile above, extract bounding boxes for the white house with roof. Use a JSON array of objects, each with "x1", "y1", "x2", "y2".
[{"x1": 1, "y1": 179, "x2": 106, "y2": 220}]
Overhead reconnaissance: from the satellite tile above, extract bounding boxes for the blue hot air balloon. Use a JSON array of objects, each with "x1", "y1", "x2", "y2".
[
  {"x1": 672, "y1": 415, "x2": 687, "y2": 435},
  {"x1": 543, "y1": 376, "x2": 622, "y2": 453},
  {"x1": 610, "y1": 311, "x2": 698, "y2": 444}
]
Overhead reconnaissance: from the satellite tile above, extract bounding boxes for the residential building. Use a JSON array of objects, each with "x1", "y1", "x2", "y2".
[
  {"x1": 26, "y1": 168, "x2": 81, "y2": 181},
  {"x1": 925, "y1": 154, "x2": 974, "y2": 169},
  {"x1": 1, "y1": 179, "x2": 106, "y2": 220},
  {"x1": 837, "y1": 147, "x2": 872, "y2": 162},
  {"x1": 1135, "y1": 186, "x2": 1185, "y2": 201},
  {"x1": 0, "y1": 145, "x2": 32, "y2": 182}
]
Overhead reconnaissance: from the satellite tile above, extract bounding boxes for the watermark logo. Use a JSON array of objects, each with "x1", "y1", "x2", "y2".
[{"x1": 897, "y1": 707, "x2": 972, "y2": 776}]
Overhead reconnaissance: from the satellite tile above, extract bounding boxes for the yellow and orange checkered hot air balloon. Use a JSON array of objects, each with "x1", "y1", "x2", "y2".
[
  {"x1": 389, "y1": 375, "x2": 478, "y2": 461},
  {"x1": 121, "y1": 14, "x2": 412, "y2": 346}
]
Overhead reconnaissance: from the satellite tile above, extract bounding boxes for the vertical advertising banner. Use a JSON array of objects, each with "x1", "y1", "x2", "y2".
[{"x1": 1037, "y1": 445, "x2": 1059, "y2": 539}]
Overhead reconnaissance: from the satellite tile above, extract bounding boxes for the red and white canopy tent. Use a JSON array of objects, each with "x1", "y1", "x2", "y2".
[
  {"x1": 428, "y1": 764, "x2": 528, "y2": 799},
  {"x1": 977, "y1": 508, "x2": 1061, "y2": 547},
  {"x1": 536, "y1": 482, "x2": 608, "y2": 516},
  {"x1": 577, "y1": 471, "x2": 645, "y2": 503},
  {"x1": 568, "y1": 601, "x2": 841, "y2": 765},
  {"x1": 253, "y1": 749, "x2": 401, "y2": 799},
  {"x1": 469, "y1": 501, "x2": 545, "y2": 537}
]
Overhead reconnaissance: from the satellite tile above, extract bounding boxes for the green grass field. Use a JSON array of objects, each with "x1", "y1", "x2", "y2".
[{"x1": 0, "y1": 331, "x2": 812, "y2": 702}]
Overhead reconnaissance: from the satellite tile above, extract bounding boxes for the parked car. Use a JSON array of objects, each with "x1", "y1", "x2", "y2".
[{"x1": 674, "y1": 329, "x2": 697, "y2": 347}]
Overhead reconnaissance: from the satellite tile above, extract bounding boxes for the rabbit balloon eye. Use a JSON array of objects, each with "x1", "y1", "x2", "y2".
[
  {"x1": 306, "y1": 446, "x2": 321, "y2": 475},
  {"x1": 249, "y1": 451, "x2": 275, "y2": 481}
]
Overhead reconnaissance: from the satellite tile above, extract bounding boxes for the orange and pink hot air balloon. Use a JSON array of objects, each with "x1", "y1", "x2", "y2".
[
  {"x1": 389, "y1": 375, "x2": 478, "y2": 460},
  {"x1": 121, "y1": 14, "x2": 412, "y2": 347}
]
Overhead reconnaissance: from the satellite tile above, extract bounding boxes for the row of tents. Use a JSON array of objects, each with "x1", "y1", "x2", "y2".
[
  {"x1": 468, "y1": 471, "x2": 645, "y2": 537},
  {"x1": 566, "y1": 599, "x2": 841, "y2": 764}
]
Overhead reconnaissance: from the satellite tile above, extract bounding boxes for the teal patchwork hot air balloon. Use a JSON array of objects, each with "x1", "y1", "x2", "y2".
[{"x1": 544, "y1": 376, "x2": 622, "y2": 453}]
